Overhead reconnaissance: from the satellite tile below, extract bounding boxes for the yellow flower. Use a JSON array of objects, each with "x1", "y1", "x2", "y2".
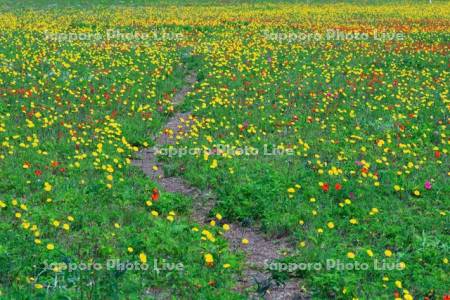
[
  {"x1": 347, "y1": 252, "x2": 356, "y2": 259},
  {"x1": 287, "y1": 187, "x2": 295, "y2": 193},
  {"x1": 404, "y1": 294, "x2": 413, "y2": 300},
  {"x1": 44, "y1": 182, "x2": 52, "y2": 192},
  {"x1": 242, "y1": 238, "x2": 249, "y2": 245},
  {"x1": 299, "y1": 241, "x2": 306, "y2": 248},
  {"x1": 204, "y1": 253, "x2": 214, "y2": 266},
  {"x1": 369, "y1": 207, "x2": 379, "y2": 215},
  {"x1": 366, "y1": 249, "x2": 374, "y2": 257},
  {"x1": 327, "y1": 222, "x2": 335, "y2": 229},
  {"x1": 395, "y1": 280, "x2": 402, "y2": 288},
  {"x1": 47, "y1": 243, "x2": 55, "y2": 250},
  {"x1": 139, "y1": 252, "x2": 147, "y2": 264},
  {"x1": 114, "y1": 223, "x2": 121, "y2": 229},
  {"x1": 67, "y1": 216, "x2": 74, "y2": 222},
  {"x1": 127, "y1": 247, "x2": 134, "y2": 253},
  {"x1": 151, "y1": 210, "x2": 159, "y2": 217},
  {"x1": 223, "y1": 263, "x2": 231, "y2": 268},
  {"x1": 210, "y1": 159, "x2": 218, "y2": 169},
  {"x1": 384, "y1": 249, "x2": 392, "y2": 257},
  {"x1": 413, "y1": 190, "x2": 420, "y2": 196},
  {"x1": 34, "y1": 284, "x2": 44, "y2": 289},
  {"x1": 63, "y1": 224, "x2": 70, "y2": 231},
  {"x1": 394, "y1": 185, "x2": 401, "y2": 192},
  {"x1": 215, "y1": 213, "x2": 222, "y2": 220},
  {"x1": 350, "y1": 218, "x2": 358, "y2": 224},
  {"x1": 222, "y1": 224, "x2": 230, "y2": 231},
  {"x1": 0, "y1": 201, "x2": 6, "y2": 208}
]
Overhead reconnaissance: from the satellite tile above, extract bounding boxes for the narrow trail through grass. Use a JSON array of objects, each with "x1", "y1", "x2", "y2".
[{"x1": 131, "y1": 65, "x2": 307, "y2": 299}]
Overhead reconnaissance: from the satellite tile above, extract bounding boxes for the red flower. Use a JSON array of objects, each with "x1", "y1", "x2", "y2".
[
  {"x1": 434, "y1": 150, "x2": 441, "y2": 159},
  {"x1": 152, "y1": 188, "x2": 159, "y2": 201},
  {"x1": 335, "y1": 183, "x2": 342, "y2": 191},
  {"x1": 321, "y1": 183, "x2": 329, "y2": 192},
  {"x1": 34, "y1": 170, "x2": 42, "y2": 176},
  {"x1": 51, "y1": 161, "x2": 60, "y2": 167}
]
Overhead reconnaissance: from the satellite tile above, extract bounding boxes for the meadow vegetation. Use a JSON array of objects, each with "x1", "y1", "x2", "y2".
[{"x1": 0, "y1": 2, "x2": 448, "y2": 299}]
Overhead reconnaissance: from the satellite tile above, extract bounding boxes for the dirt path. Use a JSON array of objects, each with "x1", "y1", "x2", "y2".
[{"x1": 132, "y1": 70, "x2": 306, "y2": 300}]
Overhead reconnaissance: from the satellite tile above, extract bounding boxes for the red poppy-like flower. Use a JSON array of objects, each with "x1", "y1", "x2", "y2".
[
  {"x1": 321, "y1": 183, "x2": 329, "y2": 192},
  {"x1": 335, "y1": 183, "x2": 342, "y2": 191},
  {"x1": 51, "y1": 161, "x2": 60, "y2": 167},
  {"x1": 152, "y1": 188, "x2": 159, "y2": 201},
  {"x1": 434, "y1": 150, "x2": 441, "y2": 159},
  {"x1": 34, "y1": 170, "x2": 42, "y2": 176}
]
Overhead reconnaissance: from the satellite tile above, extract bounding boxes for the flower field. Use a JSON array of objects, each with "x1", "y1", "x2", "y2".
[{"x1": 0, "y1": 1, "x2": 448, "y2": 299}]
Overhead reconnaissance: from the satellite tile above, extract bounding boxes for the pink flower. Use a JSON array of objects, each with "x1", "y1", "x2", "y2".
[{"x1": 424, "y1": 181, "x2": 432, "y2": 190}]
